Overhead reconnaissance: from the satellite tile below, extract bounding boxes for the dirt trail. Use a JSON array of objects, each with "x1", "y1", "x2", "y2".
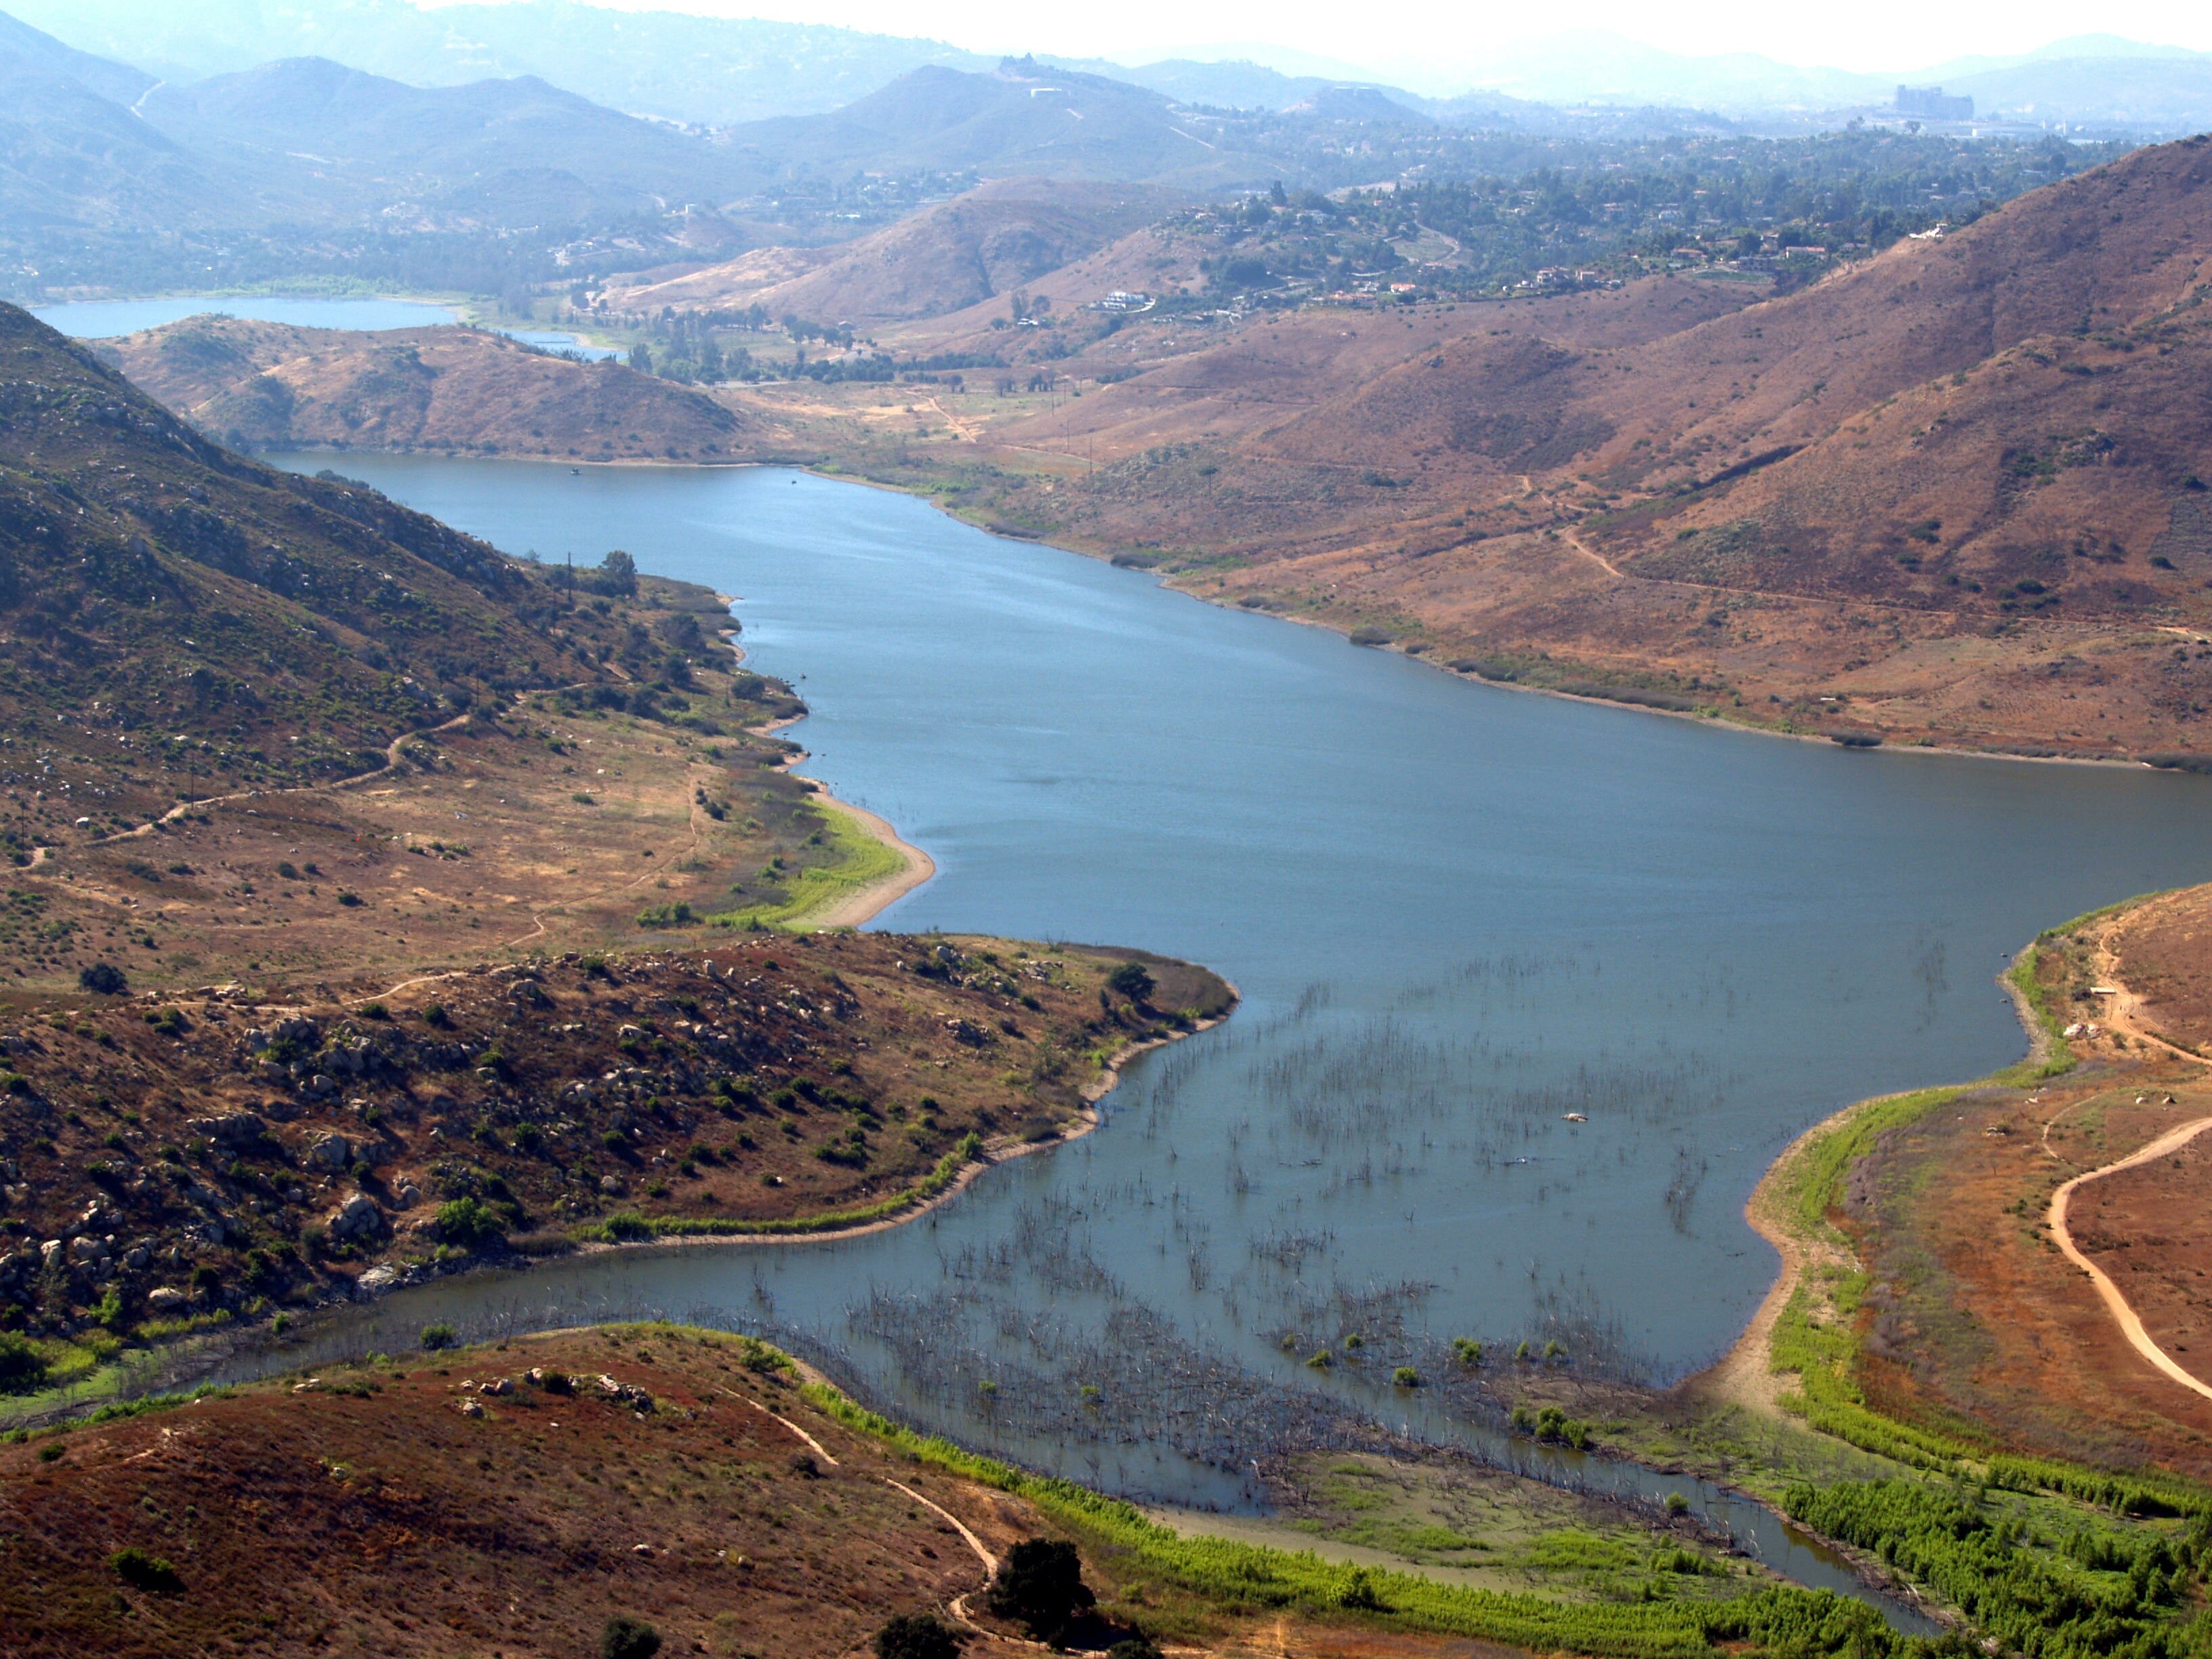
[
  {"x1": 83, "y1": 711, "x2": 477, "y2": 857},
  {"x1": 721, "y1": 1386, "x2": 840, "y2": 1466},
  {"x1": 2087, "y1": 913, "x2": 2204, "y2": 1064},
  {"x1": 2032, "y1": 901, "x2": 2212, "y2": 1399},
  {"x1": 2049, "y1": 1116, "x2": 2212, "y2": 1404},
  {"x1": 892, "y1": 1475, "x2": 1044, "y2": 1649},
  {"x1": 1559, "y1": 525, "x2": 1626, "y2": 581}
]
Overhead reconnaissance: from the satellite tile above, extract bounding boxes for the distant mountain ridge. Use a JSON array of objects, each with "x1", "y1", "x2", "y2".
[
  {"x1": 137, "y1": 56, "x2": 772, "y2": 220},
  {"x1": 3, "y1": 0, "x2": 998, "y2": 124},
  {"x1": 12, "y1": 0, "x2": 2212, "y2": 135}
]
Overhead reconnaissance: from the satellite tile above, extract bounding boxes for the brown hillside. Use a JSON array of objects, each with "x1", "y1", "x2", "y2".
[
  {"x1": 1258, "y1": 132, "x2": 2211, "y2": 489},
  {"x1": 0, "y1": 1328, "x2": 1063, "y2": 1659},
  {"x1": 613, "y1": 177, "x2": 1186, "y2": 325},
  {"x1": 97, "y1": 318, "x2": 781, "y2": 464},
  {"x1": 777, "y1": 136, "x2": 2212, "y2": 755}
]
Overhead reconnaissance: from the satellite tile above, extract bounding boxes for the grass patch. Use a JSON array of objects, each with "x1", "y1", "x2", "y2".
[{"x1": 710, "y1": 798, "x2": 906, "y2": 930}]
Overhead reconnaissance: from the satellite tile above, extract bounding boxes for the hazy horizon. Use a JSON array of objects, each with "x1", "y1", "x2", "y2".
[{"x1": 413, "y1": 0, "x2": 2212, "y2": 87}]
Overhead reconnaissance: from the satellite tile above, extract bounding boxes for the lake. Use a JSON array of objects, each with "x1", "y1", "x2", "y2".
[{"x1": 234, "y1": 457, "x2": 2207, "y2": 1559}]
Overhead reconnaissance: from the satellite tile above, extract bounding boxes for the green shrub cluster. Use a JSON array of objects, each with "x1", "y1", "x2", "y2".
[
  {"x1": 1784, "y1": 1480, "x2": 2212, "y2": 1659},
  {"x1": 1510, "y1": 1402, "x2": 1593, "y2": 1450}
]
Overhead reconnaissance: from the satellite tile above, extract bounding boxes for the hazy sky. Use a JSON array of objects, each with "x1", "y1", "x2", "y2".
[{"x1": 500, "y1": 0, "x2": 2211, "y2": 74}]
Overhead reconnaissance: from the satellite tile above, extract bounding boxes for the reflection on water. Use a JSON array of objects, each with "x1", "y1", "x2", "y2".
[{"x1": 201, "y1": 456, "x2": 2209, "y2": 1616}]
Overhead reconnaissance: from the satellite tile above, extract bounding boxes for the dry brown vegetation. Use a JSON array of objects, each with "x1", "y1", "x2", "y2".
[
  {"x1": 0, "y1": 1325, "x2": 1486, "y2": 1659},
  {"x1": 96, "y1": 318, "x2": 787, "y2": 464},
  {"x1": 0, "y1": 1326, "x2": 1059, "y2": 1658}
]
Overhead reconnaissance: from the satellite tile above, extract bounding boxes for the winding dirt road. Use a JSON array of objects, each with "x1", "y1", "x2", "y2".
[
  {"x1": 2047, "y1": 1115, "x2": 2212, "y2": 1404},
  {"x1": 2041, "y1": 904, "x2": 2212, "y2": 1401}
]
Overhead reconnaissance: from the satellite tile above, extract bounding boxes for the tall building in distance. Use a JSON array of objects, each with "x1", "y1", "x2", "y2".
[{"x1": 1895, "y1": 84, "x2": 1975, "y2": 121}]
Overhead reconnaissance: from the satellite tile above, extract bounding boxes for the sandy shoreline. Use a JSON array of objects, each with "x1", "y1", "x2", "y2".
[
  {"x1": 1687, "y1": 939, "x2": 2057, "y2": 1412},
  {"x1": 801, "y1": 793, "x2": 937, "y2": 929}
]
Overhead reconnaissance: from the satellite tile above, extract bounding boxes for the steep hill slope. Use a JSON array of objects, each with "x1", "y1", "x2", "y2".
[
  {"x1": 96, "y1": 317, "x2": 777, "y2": 463},
  {"x1": 0, "y1": 12, "x2": 233, "y2": 232},
  {"x1": 611, "y1": 176, "x2": 1184, "y2": 323},
  {"x1": 0, "y1": 302, "x2": 604, "y2": 850}
]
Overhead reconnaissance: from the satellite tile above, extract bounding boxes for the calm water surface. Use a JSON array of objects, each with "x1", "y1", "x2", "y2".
[
  {"x1": 245, "y1": 459, "x2": 2206, "y2": 1555},
  {"x1": 37, "y1": 295, "x2": 459, "y2": 336}
]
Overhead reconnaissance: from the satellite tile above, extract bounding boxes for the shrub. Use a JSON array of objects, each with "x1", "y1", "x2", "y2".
[
  {"x1": 0, "y1": 1332, "x2": 49, "y2": 1396},
  {"x1": 1508, "y1": 1403, "x2": 1592, "y2": 1450},
  {"x1": 985, "y1": 1539, "x2": 1094, "y2": 1640},
  {"x1": 110, "y1": 1547, "x2": 184, "y2": 1593},
  {"x1": 601, "y1": 1614, "x2": 661, "y2": 1659},
  {"x1": 1349, "y1": 625, "x2": 1393, "y2": 647},
  {"x1": 434, "y1": 1197, "x2": 504, "y2": 1250},
  {"x1": 1393, "y1": 1366, "x2": 1421, "y2": 1387},
  {"x1": 876, "y1": 1613, "x2": 963, "y2": 1659},
  {"x1": 1451, "y1": 1336, "x2": 1483, "y2": 1366},
  {"x1": 1107, "y1": 1639, "x2": 1162, "y2": 1659},
  {"x1": 79, "y1": 962, "x2": 127, "y2": 995},
  {"x1": 421, "y1": 1324, "x2": 457, "y2": 1352},
  {"x1": 603, "y1": 1211, "x2": 653, "y2": 1242}
]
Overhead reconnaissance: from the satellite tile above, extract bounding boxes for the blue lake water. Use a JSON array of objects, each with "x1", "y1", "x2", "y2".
[
  {"x1": 35, "y1": 295, "x2": 459, "y2": 336},
  {"x1": 226, "y1": 456, "x2": 2209, "y2": 1587},
  {"x1": 493, "y1": 326, "x2": 621, "y2": 361}
]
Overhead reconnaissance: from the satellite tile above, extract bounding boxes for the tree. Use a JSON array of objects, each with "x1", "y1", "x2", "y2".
[
  {"x1": 602, "y1": 1615, "x2": 661, "y2": 1659},
  {"x1": 627, "y1": 342, "x2": 654, "y2": 375},
  {"x1": 79, "y1": 962, "x2": 127, "y2": 994},
  {"x1": 985, "y1": 1539, "x2": 1094, "y2": 1640},
  {"x1": 875, "y1": 1613, "x2": 962, "y2": 1659},
  {"x1": 1106, "y1": 962, "x2": 1155, "y2": 1004},
  {"x1": 596, "y1": 549, "x2": 638, "y2": 598}
]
